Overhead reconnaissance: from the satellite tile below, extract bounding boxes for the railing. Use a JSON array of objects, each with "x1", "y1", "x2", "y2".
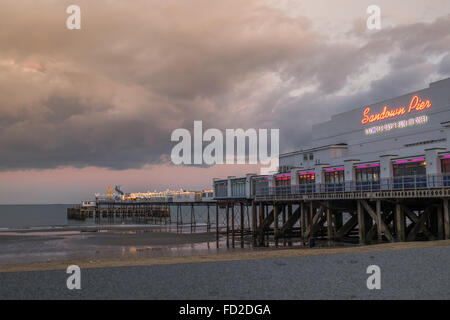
[{"x1": 255, "y1": 173, "x2": 450, "y2": 197}]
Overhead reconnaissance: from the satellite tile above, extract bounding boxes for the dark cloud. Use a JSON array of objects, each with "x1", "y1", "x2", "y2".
[
  {"x1": 0, "y1": 1, "x2": 449, "y2": 170},
  {"x1": 440, "y1": 54, "x2": 450, "y2": 75}
]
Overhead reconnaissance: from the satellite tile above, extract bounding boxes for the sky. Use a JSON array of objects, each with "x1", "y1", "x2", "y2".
[{"x1": 0, "y1": 0, "x2": 450, "y2": 203}]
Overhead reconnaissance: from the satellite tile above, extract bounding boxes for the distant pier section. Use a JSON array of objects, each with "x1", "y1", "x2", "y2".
[{"x1": 67, "y1": 188, "x2": 215, "y2": 225}]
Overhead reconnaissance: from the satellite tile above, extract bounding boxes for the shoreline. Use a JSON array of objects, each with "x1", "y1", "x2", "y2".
[
  {"x1": 2, "y1": 239, "x2": 450, "y2": 274},
  {"x1": 0, "y1": 224, "x2": 184, "y2": 233}
]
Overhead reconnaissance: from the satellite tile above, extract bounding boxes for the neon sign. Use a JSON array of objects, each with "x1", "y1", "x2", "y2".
[
  {"x1": 361, "y1": 95, "x2": 431, "y2": 125},
  {"x1": 365, "y1": 115, "x2": 428, "y2": 135}
]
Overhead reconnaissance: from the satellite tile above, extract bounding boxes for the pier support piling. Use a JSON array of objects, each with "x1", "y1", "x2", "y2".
[
  {"x1": 240, "y1": 203, "x2": 244, "y2": 248},
  {"x1": 444, "y1": 198, "x2": 450, "y2": 240},
  {"x1": 396, "y1": 202, "x2": 406, "y2": 242},
  {"x1": 252, "y1": 201, "x2": 257, "y2": 246},
  {"x1": 274, "y1": 204, "x2": 279, "y2": 247},
  {"x1": 216, "y1": 203, "x2": 219, "y2": 248},
  {"x1": 226, "y1": 203, "x2": 230, "y2": 248}
]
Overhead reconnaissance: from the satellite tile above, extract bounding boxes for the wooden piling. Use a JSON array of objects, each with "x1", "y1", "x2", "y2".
[
  {"x1": 287, "y1": 204, "x2": 293, "y2": 246},
  {"x1": 226, "y1": 203, "x2": 230, "y2": 248},
  {"x1": 258, "y1": 201, "x2": 264, "y2": 246},
  {"x1": 252, "y1": 201, "x2": 257, "y2": 246},
  {"x1": 300, "y1": 202, "x2": 306, "y2": 243},
  {"x1": 231, "y1": 203, "x2": 235, "y2": 248},
  {"x1": 396, "y1": 203, "x2": 406, "y2": 242},
  {"x1": 207, "y1": 203, "x2": 210, "y2": 232},
  {"x1": 282, "y1": 204, "x2": 286, "y2": 246},
  {"x1": 216, "y1": 203, "x2": 219, "y2": 248},
  {"x1": 240, "y1": 203, "x2": 244, "y2": 248},
  {"x1": 437, "y1": 204, "x2": 444, "y2": 240},
  {"x1": 274, "y1": 204, "x2": 279, "y2": 247},
  {"x1": 309, "y1": 201, "x2": 314, "y2": 247},
  {"x1": 444, "y1": 198, "x2": 450, "y2": 240},
  {"x1": 357, "y1": 200, "x2": 366, "y2": 245},
  {"x1": 326, "y1": 201, "x2": 333, "y2": 246},
  {"x1": 376, "y1": 200, "x2": 382, "y2": 244}
]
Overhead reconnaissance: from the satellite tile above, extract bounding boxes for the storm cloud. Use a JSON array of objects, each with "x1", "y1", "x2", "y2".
[{"x1": 0, "y1": 0, "x2": 449, "y2": 171}]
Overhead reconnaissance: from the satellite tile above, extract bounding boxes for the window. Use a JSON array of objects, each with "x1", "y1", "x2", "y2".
[
  {"x1": 441, "y1": 159, "x2": 450, "y2": 173},
  {"x1": 231, "y1": 180, "x2": 245, "y2": 197},
  {"x1": 303, "y1": 154, "x2": 308, "y2": 161},
  {"x1": 393, "y1": 161, "x2": 426, "y2": 177},
  {"x1": 309, "y1": 153, "x2": 314, "y2": 160},
  {"x1": 298, "y1": 173, "x2": 315, "y2": 184},
  {"x1": 214, "y1": 181, "x2": 227, "y2": 197},
  {"x1": 275, "y1": 176, "x2": 291, "y2": 187},
  {"x1": 253, "y1": 178, "x2": 269, "y2": 196},
  {"x1": 355, "y1": 166, "x2": 380, "y2": 182},
  {"x1": 324, "y1": 170, "x2": 345, "y2": 184}
]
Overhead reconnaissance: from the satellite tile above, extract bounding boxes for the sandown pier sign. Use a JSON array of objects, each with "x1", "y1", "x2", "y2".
[{"x1": 361, "y1": 95, "x2": 432, "y2": 135}]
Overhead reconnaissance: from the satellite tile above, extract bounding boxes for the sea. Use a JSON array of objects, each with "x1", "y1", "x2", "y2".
[
  {"x1": 0, "y1": 204, "x2": 251, "y2": 265},
  {"x1": 0, "y1": 204, "x2": 217, "y2": 230}
]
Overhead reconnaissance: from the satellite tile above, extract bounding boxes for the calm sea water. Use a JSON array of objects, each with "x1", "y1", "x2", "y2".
[
  {"x1": 0, "y1": 204, "x2": 217, "y2": 229},
  {"x1": 0, "y1": 205, "x2": 79, "y2": 229}
]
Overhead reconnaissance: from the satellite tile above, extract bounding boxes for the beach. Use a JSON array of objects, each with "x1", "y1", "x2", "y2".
[
  {"x1": 1, "y1": 238, "x2": 450, "y2": 299},
  {"x1": 0, "y1": 225, "x2": 228, "y2": 266},
  {"x1": 1, "y1": 221, "x2": 450, "y2": 299}
]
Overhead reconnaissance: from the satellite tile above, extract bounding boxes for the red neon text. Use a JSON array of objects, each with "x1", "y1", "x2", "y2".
[{"x1": 361, "y1": 95, "x2": 431, "y2": 125}]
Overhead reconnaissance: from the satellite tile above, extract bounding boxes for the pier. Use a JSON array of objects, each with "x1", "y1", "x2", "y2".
[
  {"x1": 67, "y1": 200, "x2": 221, "y2": 233},
  {"x1": 218, "y1": 185, "x2": 450, "y2": 248},
  {"x1": 67, "y1": 183, "x2": 450, "y2": 248},
  {"x1": 67, "y1": 200, "x2": 172, "y2": 224}
]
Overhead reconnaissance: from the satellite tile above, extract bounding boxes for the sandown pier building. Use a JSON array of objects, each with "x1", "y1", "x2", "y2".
[{"x1": 213, "y1": 78, "x2": 450, "y2": 246}]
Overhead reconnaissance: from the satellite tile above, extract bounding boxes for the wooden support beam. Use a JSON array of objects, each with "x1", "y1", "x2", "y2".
[
  {"x1": 326, "y1": 201, "x2": 333, "y2": 244},
  {"x1": 274, "y1": 204, "x2": 279, "y2": 246},
  {"x1": 401, "y1": 204, "x2": 435, "y2": 240},
  {"x1": 300, "y1": 202, "x2": 306, "y2": 242},
  {"x1": 437, "y1": 205, "x2": 444, "y2": 240},
  {"x1": 335, "y1": 211, "x2": 343, "y2": 230},
  {"x1": 226, "y1": 203, "x2": 229, "y2": 248},
  {"x1": 444, "y1": 199, "x2": 450, "y2": 240},
  {"x1": 360, "y1": 200, "x2": 394, "y2": 242},
  {"x1": 303, "y1": 204, "x2": 324, "y2": 239},
  {"x1": 407, "y1": 206, "x2": 434, "y2": 241},
  {"x1": 265, "y1": 204, "x2": 270, "y2": 245},
  {"x1": 282, "y1": 205, "x2": 286, "y2": 246},
  {"x1": 216, "y1": 203, "x2": 219, "y2": 247},
  {"x1": 376, "y1": 200, "x2": 382, "y2": 243},
  {"x1": 335, "y1": 213, "x2": 358, "y2": 240},
  {"x1": 279, "y1": 206, "x2": 301, "y2": 235},
  {"x1": 261, "y1": 209, "x2": 275, "y2": 230},
  {"x1": 309, "y1": 202, "x2": 314, "y2": 242},
  {"x1": 240, "y1": 203, "x2": 244, "y2": 248},
  {"x1": 258, "y1": 202, "x2": 264, "y2": 246},
  {"x1": 206, "y1": 204, "x2": 210, "y2": 232},
  {"x1": 357, "y1": 200, "x2": 366, "y2": 244},
  {"x1": 396, "y1": 203, "x2": 406, "y2": 242},
  {"x1": 252, "y1": 201, "x2": 257, "y2": 246},
  {"x1": 367, "y1": 211, "x2": 393, "y2": 242},
  {"x1": 231, "y1": 203, "x2": 235, "y2": 248}
]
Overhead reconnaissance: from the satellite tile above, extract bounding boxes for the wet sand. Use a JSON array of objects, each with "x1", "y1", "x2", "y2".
[
  {"x1": 2, "y1": 237, "x2": 450, "y2": 274},
  {"x1": 0, "y1": 226, "x2": 223, "y2": 266}
]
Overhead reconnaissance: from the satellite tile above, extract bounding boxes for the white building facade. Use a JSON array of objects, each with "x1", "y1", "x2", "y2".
[{"x1": 214, "y1": 78, "x2": 450, "y2": 199}]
